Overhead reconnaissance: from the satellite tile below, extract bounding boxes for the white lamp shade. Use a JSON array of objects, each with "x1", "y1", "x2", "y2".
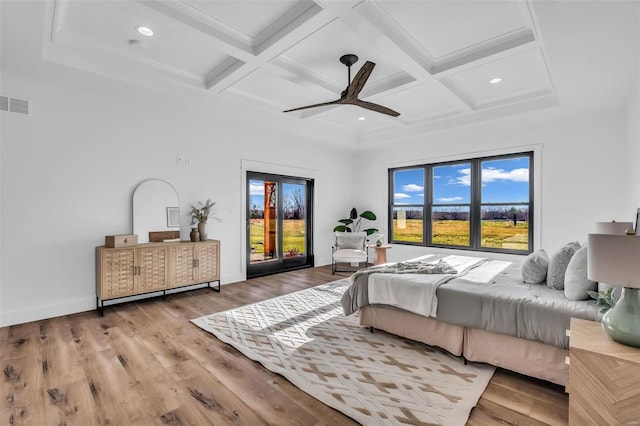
[
  {"x1": 594, "y1": 221, "x2": 633, "y2": 234},
  {"x1": 587, "y1": 233, "x2": 640, "y2": 288}
]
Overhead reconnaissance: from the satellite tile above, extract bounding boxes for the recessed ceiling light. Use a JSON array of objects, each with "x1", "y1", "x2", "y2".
[
  {"x1": 357, "y1": 116, "x2": 366, "y2": 121},
  {"x1": 136, "y1": 26, "x2": 154, "y2": 37},
  {"x1": 489, "y1": 77, "x2": 502, "y2": 84}
]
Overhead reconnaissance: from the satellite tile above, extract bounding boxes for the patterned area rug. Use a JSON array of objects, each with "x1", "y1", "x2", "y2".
[{"x1": 191, "y1": 279, "x2": 495, "y2": 425}]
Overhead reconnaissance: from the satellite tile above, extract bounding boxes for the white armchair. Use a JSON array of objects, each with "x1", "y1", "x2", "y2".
[{"x1": 332, "y1": 231, "x2": 369, "y2": 274}]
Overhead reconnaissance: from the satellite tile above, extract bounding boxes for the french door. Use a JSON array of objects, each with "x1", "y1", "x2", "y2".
[{"x1": 246, "y1": 171, "x2": 314, "y2": 278}]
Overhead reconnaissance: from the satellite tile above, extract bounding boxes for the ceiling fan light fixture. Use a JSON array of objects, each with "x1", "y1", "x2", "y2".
[
  {"x1": 136, "y1": 26, "x2": 154, "y2": 37},
  {"x1": 283, "y1": 54, "x2": 400, "y2": 118},
  {"x1": 489, "y1": 77, "x2": 502, "y2": 84}
]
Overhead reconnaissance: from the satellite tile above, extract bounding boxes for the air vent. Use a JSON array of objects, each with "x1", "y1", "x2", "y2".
[{"x1": 0, "y1": 95, "x2": 30, "y2": 115}]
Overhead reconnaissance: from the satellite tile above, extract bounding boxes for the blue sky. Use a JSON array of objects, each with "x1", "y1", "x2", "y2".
[
  {"x1": 250, "y1": 180, "x2": 266, "y2": 208},
  {"x1": 249, "y1": 180, "x2": 301, "y2": 209},
  {"x1": 394, "y1": 157, "x2": 529, "y2": 205}
]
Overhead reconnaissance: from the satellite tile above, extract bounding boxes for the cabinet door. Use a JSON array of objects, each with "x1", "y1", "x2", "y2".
[
  {"x1": 169, "y1": 245, "x2": 196, "y2": 287},
  {"x1": 197, "y1": 241, "x2": 219, "y2": 282},
  {"x1": 99, "y1": 248, "x2": 136, "y2": 299},
  {"x1": 138, "y1": 246, "x2": 168, "y2": 292}
]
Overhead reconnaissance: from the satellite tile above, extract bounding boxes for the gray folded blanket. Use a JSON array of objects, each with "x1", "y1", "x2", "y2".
[{"x1": 350, "y1": 258, "x2": 457, "y2": 283}]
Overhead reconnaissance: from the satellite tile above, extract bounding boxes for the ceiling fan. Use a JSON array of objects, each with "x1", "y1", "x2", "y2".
[{"x1": 283, "y1": 54, "x2": 400, "y2": 117}]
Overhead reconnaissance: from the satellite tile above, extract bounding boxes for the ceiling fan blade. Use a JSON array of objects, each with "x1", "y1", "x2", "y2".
[
  {"x1": 283, "y1": 99, "x2": 342, "y2": 113},
  {"x1": 346, "y1": 61, "x2": 375, "y2": 98},
  {"x1": 355, "y1": 99, "x2": 400, "y2": 117}
]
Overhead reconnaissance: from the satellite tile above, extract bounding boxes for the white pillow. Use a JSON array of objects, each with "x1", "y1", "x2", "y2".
[
  {"x1": 547, "y1": 241, "x2": 581, "y2": 290},
  {"x1": 520, "y1": 249, "x2": 549, "y2": 284},
  {"x1": 564, "y1": 246, "x2": 597, "y2": 300}
]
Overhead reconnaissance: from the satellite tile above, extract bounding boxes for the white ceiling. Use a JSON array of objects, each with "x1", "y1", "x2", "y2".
[{"x1": 38, "y1": 0, "x2": 640, "y2": 144}]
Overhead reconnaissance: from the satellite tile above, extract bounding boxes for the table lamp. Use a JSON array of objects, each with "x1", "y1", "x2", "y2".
[
  {"x1": 594, "y1": 220, "x2": 633, "y2": 234},
  {"x1": 587, "y1": 233, "x2": 640, "y2": 347}
]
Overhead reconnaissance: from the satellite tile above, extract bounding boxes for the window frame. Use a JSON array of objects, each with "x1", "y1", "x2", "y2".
[{"x1": 388, "y1": 151, "x2": 534, "y2": 255}]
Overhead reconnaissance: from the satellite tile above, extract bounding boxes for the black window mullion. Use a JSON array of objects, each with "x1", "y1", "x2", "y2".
[
  {"x1": 425, "y1": 165, "x2": 431, "y2": 245},
  {"x1": 528, "y1": 153, "x2": 534, "y2": 252},
  {"x1": 470, "y1": 159, "x2": 481, "y2": 250},
  {"x1": 388, "y1": 170, "x2": 393, "y2": 242}
]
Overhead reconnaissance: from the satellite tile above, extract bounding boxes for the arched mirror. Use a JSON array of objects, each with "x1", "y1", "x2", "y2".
[{"x1": 132, "y1": 178, "x2": 180, "y2": 243}]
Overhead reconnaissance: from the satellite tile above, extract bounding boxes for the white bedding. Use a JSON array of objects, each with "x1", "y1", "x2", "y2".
[{"x1": 368, "y1": 255, "x2": 488, "y2": 317}]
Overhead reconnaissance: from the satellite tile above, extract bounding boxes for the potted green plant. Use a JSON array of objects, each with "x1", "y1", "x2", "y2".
[
  {"x1": 333, "y1": 207, "x2": 378, "y2": 236},
  {"x1": 587, "y1": 287, "x2": 616, "y2": 313}
]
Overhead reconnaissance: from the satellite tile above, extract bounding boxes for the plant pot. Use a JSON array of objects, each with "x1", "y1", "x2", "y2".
[
  {"x1": 190, "y1": 227, "x2": 200, "y2": 242},
  {"x1": 198, "y1": 221, "x2": 208, "y2": 241}
]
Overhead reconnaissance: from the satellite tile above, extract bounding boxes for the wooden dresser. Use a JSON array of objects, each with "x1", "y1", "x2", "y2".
[
  {"x1": 96, "y1": 239, "x2": 220, "y2": 314},
  {"x1": 568, "y1": 317, "x2": 640, "y2": 425}
]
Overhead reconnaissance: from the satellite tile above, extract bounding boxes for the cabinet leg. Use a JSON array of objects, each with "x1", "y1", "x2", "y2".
[
  {"x1": 209, "y1": 280, "x2": 221, "y2": 292},
  {"x1": 96, "y1": 297, "x2": 104, "y2": 317}
]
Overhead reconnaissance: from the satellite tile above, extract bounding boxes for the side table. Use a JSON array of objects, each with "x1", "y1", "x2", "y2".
[
  {"x1": 370, "y1": 245, "x2": 391, "y2": 265},
  {"x1": 568, "y1": 317, "x2": 640, "y2": 425}
]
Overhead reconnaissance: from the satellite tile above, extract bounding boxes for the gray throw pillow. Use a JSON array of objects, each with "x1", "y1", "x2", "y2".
[
  {"x1": 564, "y1": 246, "x2": 597, "y2": 300},
  {"x1": 521, "y1": 249, "x2": 549, "y2": 284},
  {"x1": 547, "y1": 241, "x2": 581, "y2": 290}
]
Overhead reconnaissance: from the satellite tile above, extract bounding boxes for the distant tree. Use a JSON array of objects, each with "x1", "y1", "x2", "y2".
[
  {"x1": 249, "y1": 196, "x2": 263, "y2": 219},
  {"x1": 290, "y1": 189, "x2": 305, "y2": 219},
  {"x1": 282, "y1": 189, "x2": 305, "y2": 219}
]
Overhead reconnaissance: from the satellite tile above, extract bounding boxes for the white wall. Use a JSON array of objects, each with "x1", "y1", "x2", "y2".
[
  {"x1": 0, "y1": 2, "x2": 361, "y2": 326},
  {"x1": 354, "y1": 109, "x2": 631, "y2": 263},
  {"x1": 1, "y1": 1, "x2": 637, "y2": 327},
  {"x1": 0, "y1": 69, "x2": 360, "y2": 326},
  {"x1": 629, "y1": 79, "x2": 640, "y2": 214},
  {"x1": 628, "y1": 5, "x2": 640, "y2": 212}
]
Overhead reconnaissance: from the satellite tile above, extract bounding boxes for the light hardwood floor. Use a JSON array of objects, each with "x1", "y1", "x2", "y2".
[{"x1": 1, "y1": 265, "x2": 568, "y2": 425}]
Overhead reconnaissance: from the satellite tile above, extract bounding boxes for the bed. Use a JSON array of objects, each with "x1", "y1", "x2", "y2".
[{"x1": 340, "y1": 253, "x2": 602, "y2": 386}]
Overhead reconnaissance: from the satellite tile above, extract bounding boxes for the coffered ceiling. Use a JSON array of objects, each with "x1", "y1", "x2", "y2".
[{"x1": 39, "y1": 0, "x2": 639, "y2": 143}]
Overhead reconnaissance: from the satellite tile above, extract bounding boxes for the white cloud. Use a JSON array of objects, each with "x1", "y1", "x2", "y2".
[
  {"x1": 402, "y1": 183, "x2": 423, "y2": 192},
  {"x1": 394, "y1": 193, "x2": 411, "y2": 200},
  {"x1": 482, "y1": 167, "x2": 529, "y2": 183},
  {"x1": 455, "y1": 168, "x2": 471, "y2": 186},
  {"x1": 451, "y1": 167, "x2": 528, "y2": 186},
  {"x1": 250, "y1": 182, "x2": 264, "y2": 195},
  {"x1": 437, "y1": 196, "x2": 463, "y2": 202}
]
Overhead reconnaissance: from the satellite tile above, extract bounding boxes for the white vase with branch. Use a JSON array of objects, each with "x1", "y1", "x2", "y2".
[{"x1": 190, "y1": 199, "x2": 221, "y2": 241}]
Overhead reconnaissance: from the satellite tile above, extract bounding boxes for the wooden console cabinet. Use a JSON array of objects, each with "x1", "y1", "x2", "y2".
[
  {"x1": 568, "y1": 317, "x2": 640, "y2": 425},
  {"x1": 96, "y1": 240, "x2": 220, "y2": 314}
]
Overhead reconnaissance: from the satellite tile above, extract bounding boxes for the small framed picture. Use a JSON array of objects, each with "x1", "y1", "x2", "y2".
[{"x1": 166, "y1": 207, "x2": 180, "y2": 228}]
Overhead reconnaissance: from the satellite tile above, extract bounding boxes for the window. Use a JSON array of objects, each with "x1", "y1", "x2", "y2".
[{"x1": 389, "y1": 152, "x2": 533, "y2": 254}]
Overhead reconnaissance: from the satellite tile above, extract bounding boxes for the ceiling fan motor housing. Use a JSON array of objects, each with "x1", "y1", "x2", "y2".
[{"x1": 339, "y1": 54, "x2": 359, "y2": 67}]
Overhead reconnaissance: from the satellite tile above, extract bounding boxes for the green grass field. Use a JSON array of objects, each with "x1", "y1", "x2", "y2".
[
  {"x1": 250, "y1": 218, "x2": 529, "y2": 257},
  {"x1": 250, "y1": 219, "x2": 306, "y2": 256},
  {"x1": 394, "y1": 219, "x2": 529, "y2": 250}
]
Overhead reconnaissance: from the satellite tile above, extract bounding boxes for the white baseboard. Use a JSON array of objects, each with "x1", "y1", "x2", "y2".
[
  {"x1": 1, "y1": 278, "x2": 237, "y2": 327},
  {"x1": 1, "y1": 295, "x2": 96, "y2": 327}
]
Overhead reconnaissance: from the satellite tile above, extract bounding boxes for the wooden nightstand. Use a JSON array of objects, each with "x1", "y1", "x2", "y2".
[
  {"x1": 370, "y1": 245, "x2": 391, "y2": 265},
  {"x1": 568, "y1": 317, "x2": 640, "y2": 425}
]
